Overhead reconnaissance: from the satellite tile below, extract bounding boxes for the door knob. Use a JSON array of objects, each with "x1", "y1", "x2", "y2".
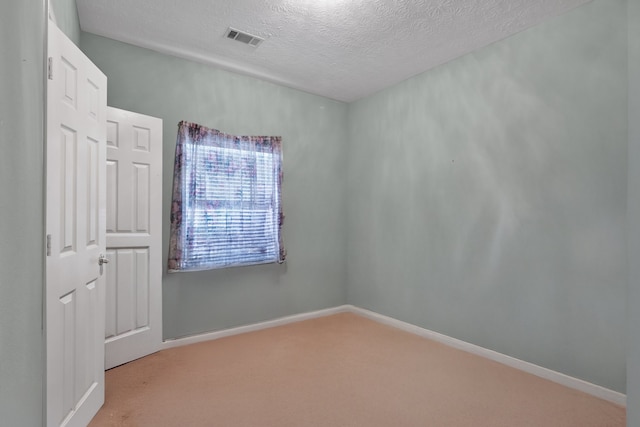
[{"x1": 98, "y1": 254, "x2": 109, "y2": 265}]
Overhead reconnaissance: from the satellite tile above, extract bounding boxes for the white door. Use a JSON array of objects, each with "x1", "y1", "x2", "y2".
[
  {"x1": 105, "y1": 107, "x2": 163, "y2": 369},
  {"x1": 46, "y1": 22, "x2": 107, "y2": 427}
]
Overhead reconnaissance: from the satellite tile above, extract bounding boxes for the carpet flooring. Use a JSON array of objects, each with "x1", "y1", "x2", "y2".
[{"x1": 89, "y1": 312, "x2": 625, "y2": 426}]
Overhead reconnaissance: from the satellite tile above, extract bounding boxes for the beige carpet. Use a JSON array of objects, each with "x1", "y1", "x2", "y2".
[{"x1": 89, "y1": 313, "x2": 624, "y2": 426}]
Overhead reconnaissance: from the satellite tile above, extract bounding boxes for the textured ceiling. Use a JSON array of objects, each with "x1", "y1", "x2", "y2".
[{"x1": 76, "y1": 0, "x2": 591, "y2": 103}]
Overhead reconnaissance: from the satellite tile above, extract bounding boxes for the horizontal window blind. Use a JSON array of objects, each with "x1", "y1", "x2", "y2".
[{"x1": 168, "y1": 122, "x2": 285, "y2": 272}]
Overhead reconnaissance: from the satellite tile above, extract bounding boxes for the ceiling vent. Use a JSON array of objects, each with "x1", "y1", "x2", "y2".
[{"x1": 225, "y1": 27, "x2": 264, "y2": 48}]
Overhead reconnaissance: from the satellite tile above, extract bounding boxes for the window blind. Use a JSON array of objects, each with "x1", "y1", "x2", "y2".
[{"x1": 168, "y1": 121, "x2": 285, "y2": 272}]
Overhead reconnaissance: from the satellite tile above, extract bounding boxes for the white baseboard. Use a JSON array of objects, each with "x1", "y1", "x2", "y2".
[
  {"x1": 347, "y1": 305, "x2": 627, "y2": 407},
  {"x1": 161, "y1": 305, "x2": 352, "y2": 350},
  {"x1": 161, "y1": 304, "x2": 626, "y2": 407}
]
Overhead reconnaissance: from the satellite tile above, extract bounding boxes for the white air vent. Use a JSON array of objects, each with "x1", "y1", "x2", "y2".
[{"x1": 225, "y1": 27, "x2": 264, "y2": 48}]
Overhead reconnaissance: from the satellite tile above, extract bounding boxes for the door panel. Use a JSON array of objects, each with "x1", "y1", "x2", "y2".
[
  {"x1": 105, "y1": 248, "x2": 151, "y2": 336},
  {"x1": 105, "y1": 107, "x2": 163, "y2": 369},
  {"x1": 46, "y1": 22, "x2": 107, "y2": 427}
]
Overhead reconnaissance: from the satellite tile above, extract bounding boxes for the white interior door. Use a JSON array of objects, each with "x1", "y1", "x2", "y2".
[
  {"x1": 46, "y1": 22, "x2": 107, "y2": 427},
  {"x1": 105, "y1": 107, "x2": 163, "y2": 369}
]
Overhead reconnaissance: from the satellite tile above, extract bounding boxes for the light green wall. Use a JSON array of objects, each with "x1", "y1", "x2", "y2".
[
  {"x1": 80, "y1": 33, "x2": 349, "y2": 339},
  {"x1": 0, "y1": 1, "x2": 46, "y2": 425},
  {"x1": 50, "y1": 0, "x2": 80, "y2": 45},
  {"x1": 347, "y1": 0, "x2": 628, "y2": 392},
  {"x1": 627, "y1": 0, "x2": 640, "y2": 422}
]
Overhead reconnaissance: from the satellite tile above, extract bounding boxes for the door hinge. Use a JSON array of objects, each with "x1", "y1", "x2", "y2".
[
  {"x1": 47, "y1": 57, "x2": 53, "y2": 80},
  {"x1": 46, "y1": 234, "x2": 52, "y2": 256}
]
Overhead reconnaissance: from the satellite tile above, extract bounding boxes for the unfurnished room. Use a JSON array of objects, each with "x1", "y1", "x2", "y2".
[{"x1": 1, "y1": 0, "x2": 640, "y2": 426}]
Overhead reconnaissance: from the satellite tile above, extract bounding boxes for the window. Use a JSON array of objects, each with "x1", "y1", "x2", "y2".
[{"x1": 168, "y1": 121, "x2": 285, "y2": 272}]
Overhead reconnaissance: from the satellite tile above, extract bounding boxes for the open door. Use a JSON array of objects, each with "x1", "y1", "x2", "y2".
[
  {"x1": 104, "y1": 107, "x2": 163, "y2": 369},
  {"x1": 46, "y1": 22, "x2": 107, "y2": 427}
]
